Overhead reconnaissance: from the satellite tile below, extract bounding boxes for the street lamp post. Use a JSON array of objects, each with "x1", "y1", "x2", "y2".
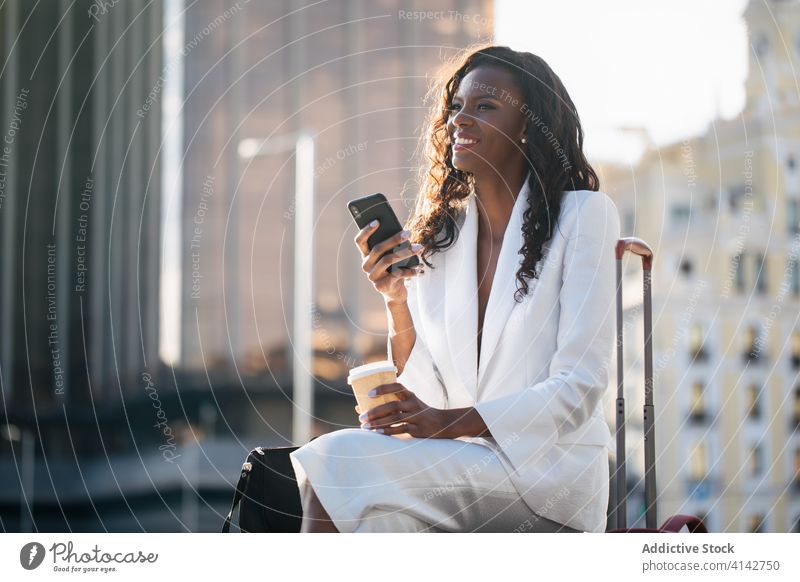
[{"x1": 238, "y1": 133, "x2": 315, "y2": 446}]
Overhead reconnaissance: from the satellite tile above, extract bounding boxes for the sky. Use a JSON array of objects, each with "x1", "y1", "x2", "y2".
[{"x1": 495, "y1": 0, "x2": 751, "y2": 164}]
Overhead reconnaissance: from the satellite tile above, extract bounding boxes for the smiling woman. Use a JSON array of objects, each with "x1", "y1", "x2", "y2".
[{"x1": 289, "y1": 44, "x2": 619, "y2": 533}]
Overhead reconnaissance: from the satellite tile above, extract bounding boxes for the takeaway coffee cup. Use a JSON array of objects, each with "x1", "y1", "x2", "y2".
[{"x1": 347, "y1": 360, "x2": 401, "y2": 415}]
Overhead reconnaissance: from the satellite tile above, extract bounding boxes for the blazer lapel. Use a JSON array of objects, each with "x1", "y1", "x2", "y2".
[
  {"x1": 443, "y1": 175, "x2": 531, "y2": 401},
  {"x1": 444, "y1": 196, "x2": 479, "y2": 402},
  {"x1": 476, "y1": 177, "x2": 531, "y2": 392}
]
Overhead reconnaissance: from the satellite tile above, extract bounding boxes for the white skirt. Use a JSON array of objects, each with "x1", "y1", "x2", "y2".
[{"x1": 289, "y1": 428, "x2": 580, "y2": 533}]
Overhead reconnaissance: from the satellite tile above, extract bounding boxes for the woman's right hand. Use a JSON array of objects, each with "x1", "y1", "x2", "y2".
[{"x1": 354, "y1": 220, "x2": 425, "y2": 304}]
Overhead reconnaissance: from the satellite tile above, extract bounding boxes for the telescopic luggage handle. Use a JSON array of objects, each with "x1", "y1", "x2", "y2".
[{"x1": 614, "y1": 237, "x2": 657, "y2": 530}]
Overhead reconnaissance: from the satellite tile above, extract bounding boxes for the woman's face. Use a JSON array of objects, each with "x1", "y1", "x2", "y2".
[{"x1": 446, "y1": 65, "x2": 528, "y2": 175}]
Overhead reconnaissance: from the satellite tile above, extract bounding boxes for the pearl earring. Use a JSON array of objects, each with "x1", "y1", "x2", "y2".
[{"x1": 521, "y1": 137, "x2": 527, "y2": 144}]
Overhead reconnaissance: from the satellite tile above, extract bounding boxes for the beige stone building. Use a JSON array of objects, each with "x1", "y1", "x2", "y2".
[{"x1": 598, "y1": 0, "x2": 800, "y2": 532}]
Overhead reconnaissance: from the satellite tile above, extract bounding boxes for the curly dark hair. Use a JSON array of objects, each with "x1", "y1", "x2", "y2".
[{"x1": 407, "y1": 44, "x2": 600, "y2": 302}]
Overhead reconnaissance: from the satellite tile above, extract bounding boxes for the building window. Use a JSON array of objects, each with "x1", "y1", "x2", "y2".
[
  {"x1": 792, "y1": 331, "x2": 800, "y2": 369},
  {"x1": 755, "y1": 32, "x2": 770, "y2": 57},
  {"x1": 729, "y1": 184, "x2": 748, "y2": 212},
  {"x1": 689, "y1": 381, "x2": 706, "y2": 423},
  {"x1": 689, "y1": 323, "x2": 708, "y2": 361},
  {"x1": 623, "y1": 211, "x2": 635, "y2": 236},
  {"x1": 748, "y1": 514, "x2": 765, "y2": 533},
  {"x1": 733, "y1": 253, "x2": 746, "y2": 292},
  {"x1": 744, "y1": 326, "x2": 763, "y2": 363},
  {"x1": 789, "y1": 200, "x2": 800, "y2": 234},
  {"x1": 790, "y1": 258, "x2": 800, "y2": 297},
  {"x1": 793, "y1": 387, "x2": 800, "y2": 429},
  {"x1": 754, "y1": 253, "x2": 767, "y2": 294},
  {"x1": 689, "y1": 441, "x2": 707, "y2": 482},
  {"x1": 679, "y1": 258, "x2": 693, "y2": 277},
  {"x1": 746, "y1": 385, "x2": 762, "y2": 419},
  {"x1": 794, "y1": 447, "x2": 800, "y2": 490},
  {"x1": 671, "y1": 204, "x2": 691, "y2": 226},
  {"x1": 748, "y1": 443, "x2": 763, "y2": 477}
]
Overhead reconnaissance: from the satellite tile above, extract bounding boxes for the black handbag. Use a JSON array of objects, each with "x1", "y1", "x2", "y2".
[{"x1": 222, "y1": 440, "x2": 315, "y2": 533}]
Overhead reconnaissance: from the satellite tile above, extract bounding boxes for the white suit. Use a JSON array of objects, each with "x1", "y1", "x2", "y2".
[
  {"x1": 290, "y1": 178, "x2": 620, "y2": 533},
  {"x1": 388, "y1": 178, "x2": 620, "y2": 532}
]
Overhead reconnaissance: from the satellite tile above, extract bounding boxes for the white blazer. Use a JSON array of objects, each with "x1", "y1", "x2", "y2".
[{"x1": 387, "y1": 177, "x2": 621, "y2": 532}]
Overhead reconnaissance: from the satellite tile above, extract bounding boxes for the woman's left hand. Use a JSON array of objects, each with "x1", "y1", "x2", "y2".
[{"x1": 358, "y1": 383, "x2": 451, "y2": 439}]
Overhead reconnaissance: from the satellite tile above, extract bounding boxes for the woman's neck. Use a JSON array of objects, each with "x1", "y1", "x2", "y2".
[{"x1": 473, "y1": 165, "x2": 528, "y2": 239}]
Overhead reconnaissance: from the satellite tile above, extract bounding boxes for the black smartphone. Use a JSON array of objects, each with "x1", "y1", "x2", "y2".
[{"x1": 347, "y1": 193, "x2": 420, "y2": 273}]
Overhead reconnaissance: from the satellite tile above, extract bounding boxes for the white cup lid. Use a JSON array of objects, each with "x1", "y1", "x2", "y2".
[{"x1": 347, "y1": 360, "x2": 397, "y2": 384}]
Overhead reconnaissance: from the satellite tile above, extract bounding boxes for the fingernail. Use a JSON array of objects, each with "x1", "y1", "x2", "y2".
[
  {"x1": 358, "y1": 412, "x2": 368, "y2": 422},
  {"x1": 375, "y1": 428, "x2": 384, "y2": 434},
  {"x1": 411, "y1": 243, "x2": 422, "y2": 252},
  {"x1": 400, "y1": 230, "x2": 410, "y2": 240},
  {"x1": 368, "y1": 388, "x2": 377, "y2": 397},
  {"x1": 370, "y1": 219, "x2": 378, "y2": 227},
  {"x1": 362, "y1": 422, "x2": 371, "y2": 429}
]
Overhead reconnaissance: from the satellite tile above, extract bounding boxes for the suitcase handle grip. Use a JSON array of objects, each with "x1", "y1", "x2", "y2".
[{"x1": 615, "y1": 237, "x2": 653, "y2": 270}]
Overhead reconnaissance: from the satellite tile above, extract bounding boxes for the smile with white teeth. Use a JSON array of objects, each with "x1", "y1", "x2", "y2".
[{"x1": 455, "y1": 137, "x2": 478, "y2": 145}]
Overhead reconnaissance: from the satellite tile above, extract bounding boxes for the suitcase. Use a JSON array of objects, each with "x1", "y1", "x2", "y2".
[{"x1": 607, "y1": 237, "x2": 708, "y2": 533}]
